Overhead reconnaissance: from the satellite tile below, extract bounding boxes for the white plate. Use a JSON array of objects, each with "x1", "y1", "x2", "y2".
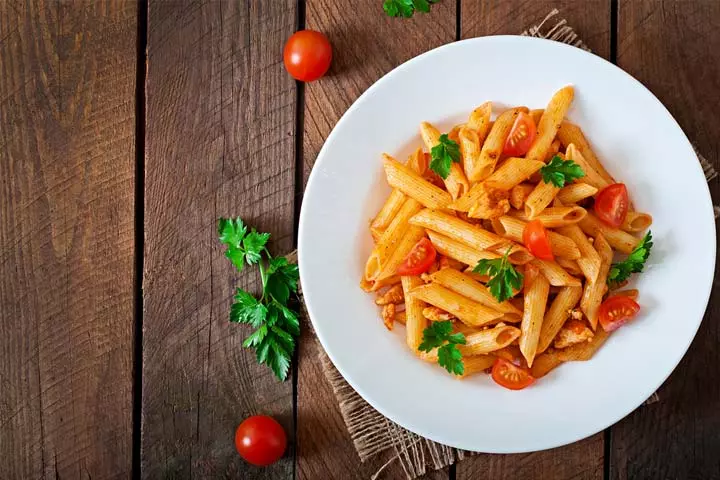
[{"x1": 298, "y1": 36, "x2": 715, "y2": 453}]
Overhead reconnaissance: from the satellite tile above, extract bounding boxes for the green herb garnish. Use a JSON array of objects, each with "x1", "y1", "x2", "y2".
[
  {"x1": 540, "y1": 155, "x2": 585, "y2": 187},
  {"x1": 418, "y1": 320, "x2": 466, "y2": 375},
  {"x1": 608, "y1": 231, "x2": 653, "y2": 285},
  {"x1": 473, "y1": 247, "x2": 524, "y2": 303},
  {"x1": 429, "y1": 133, "x2": 461, "y2": 179},
  {"x1": 383, "y1": 0, "x2": 439, "y2": 18}
]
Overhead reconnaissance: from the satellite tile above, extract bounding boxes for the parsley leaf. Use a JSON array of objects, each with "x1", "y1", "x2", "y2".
[
  {"x1": 383, "y1": 0, "x2": 438, "y2": 17},
  {"x1": 219, "y1": 217, "x2": 301, "y2": 381},
  {"x1": 429, "y1": 133, "x2": 461, "y2": 179},
  {"x1": 540, "y1": 155, "x2": 585, "y2": 187},
  {"x1": 418, "y1": 320, "x2": 466, "y2": 375},
  {"x1": 473, "y1": 247, "x2": 524, "y2": 303},
  {"x1": 608, "y1": 231, "x2": 653, "y2": 285}
]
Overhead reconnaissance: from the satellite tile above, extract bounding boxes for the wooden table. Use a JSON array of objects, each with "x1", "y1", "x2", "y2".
[{"x1": 2, "y1": 1, "x2": 719, "y2": 479}]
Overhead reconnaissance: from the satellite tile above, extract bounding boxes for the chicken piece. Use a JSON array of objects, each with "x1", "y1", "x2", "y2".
[
  {"x1": 382, "y1": 303, "x2": 396, "y2": 330},
  {"x1": 439, "y1": 255, "x2": 465, "y2": 271},
  {"x1": 467, "y1": 184, "x2": 511, "y2": 219},
  {"x1": 375, "y1": 285, "x2": 403, "y2": 305},
  {"x1": 554, "y1": 319, "x2": 594, "y2": 349},
  {"x1": 422, "y1": 306, "x2": 456, "y2": 321},
  {"x1": 568, "y1": 308, "x2": 583, "y2": 321}
]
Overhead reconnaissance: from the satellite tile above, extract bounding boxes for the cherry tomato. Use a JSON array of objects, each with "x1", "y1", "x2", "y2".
[
  {"x1": 396, "y1": 238, "x2": 437, "y2": 276},
  {"x1": 522, "y1": 219, "x2": 554, "y2": 260},
  {"x1": 491, "y1": 358, "x2": 535, "y2": 390},
  {"x1": 598, "y1": 295, "x2": 640, "y2": 332},
  {"x1": 283, "y1": 30, "x2": 332, "y2": 82},
  {"x1": 594, "y1": 183, "x2": 629, "y2": 227},
  {"x1": 503, "y1": 112, "x2": 537, "y2": 156},
  {"x1": 235, "y1": 415, "x2": 287, "y2": 466}
]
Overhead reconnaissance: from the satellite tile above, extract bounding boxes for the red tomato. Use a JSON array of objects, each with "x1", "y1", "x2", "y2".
[
  {"x1": 523, "y1": 219, "x2": 554, "y2": 260},
  {"x1": 594, "y1": 183, "x2": 629, "y2": 227},
  {"x1": 283, "y1": 30, "x2": 332, "y2": 82},
  {"x1": 491, "y1": 358, "x2": 535, "y2": 390},
  {"x1": 235, "y1": 415, "x2": 287, "y2": 466},
  {"x1": 598, "y1": 295, "x2": 640, "y2": 332},
  {"x1": 396, "y1": 238, "x2": 437, "y2": 276},
  {"x1": 503, "y1": 112, "x2": 537, "y2": 156}
]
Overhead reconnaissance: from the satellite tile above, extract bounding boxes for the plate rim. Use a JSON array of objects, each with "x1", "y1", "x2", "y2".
[{"x1": 298, "y1": 35, "x2": 716, "y2": 453}]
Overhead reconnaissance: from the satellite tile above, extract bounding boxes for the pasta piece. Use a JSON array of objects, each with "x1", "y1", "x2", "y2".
[
  {"x1": 395, "y1": 311, "x2": 407, "y2": 325},
  {"x1": 409, "y1": 283, "x2": 504, "y2": 327},
  {"x1": 382, "y1": 154, "x2": 452, "y2": 209},
  {"x1": 531, "y1": 259, "x2": 582, "y2": 287},
  {"x1": 526, "y1": 86, "x2": 574, "y2": 164},
  {"x1": 546, "y1": 139, "x2": 562, "y2": 162},
  {"x1": 525, "y1": 181, "x2": 561, "y2": 218},
  {"x1": 557, "y1": 121, "x2": 615, "y2": 185},
  {"x1": 455, "y1": 355, "x2": 496, "y2": 379},
  {"x1": 556, "y1": 182, "x2": 598, "y2": 204},
  {"x1": 537, "y1": 285, "x2": 583, "y2": 353},
  {"x1": 580, "y1": 233, "x2": 613, "y2": 329},
  {"x1": 459, "y1": 325, "x2": 522, "y2": 356},
  {"x1": 492, "y1": 345, "x2": 523, "y2": 363},
  {"x1": 370, "y1": 190, "x2": 406, "y2": 239},
  {"x1": 447, "y1": 124, "x2": 463, "y2": 144},
  {"x1": 578, "y1": 212, "x2": 640, "y2": 254},
  {"x1": 495, "y1": 215, "x2": 581, "y2": 260},
  {"x1": 613, "y1": 289, "x2": 639, "y2": 300},
  {"x1": 529, "y1": 108, "x2": 544, "y2": 125},
  {"x1": 402, "y1": 276, "x2": 426, "y2": 351},
  {"x1": 520, "y1": 264, "x2": 551, "y2": 367},
  {"x1": 468, "y1": 107, "x2": 526, "y2": 182},
  {"x1": 459, "y1": 127, "x2": 481, "y2": 184},
  {"x1": 565, "y1": 144, "x2": 609, "y2": 190},
  {"x1": 377, "y1": 225, "x2": 426, "y2": 280},
  {"x1": 556, "y1": 224, "x2": 602, "y2": 283},
  {"x1": 364, "y1": 198, "x2": 423, "y2": 281},
  {"x1": 556, "y1": 257, "x2": 583, "y2": 276},
  {"x1": 530, "y1": 352, "x2": 564, "y2": 378},
  {"x1": 427, "y1": 231, "x2": 501, "y2": 266},
  {"x1": 360, "y1": 275, "x2": 401, "y2": 292},
  {"x1": 509, "y1": 183, "x2": 534, "y2": 210},
  {"x1": 510, "y1": 206, "x2": 587, "y2": 228},
  {"x1": 451, "y1": 157, "x2": 545, "y2": 213},
  {"x1": 621, "y1": 211, "x2": 653, "y2": 233},
  {"x1": 467, "y1": 102, "x2": 493, "y2": 139},
  {"x1": 420, "y1": 122, "x2": 469, "y2": 200},
  {"x1": 429, "y1": 268, "x2": 522, "y2": 315}
]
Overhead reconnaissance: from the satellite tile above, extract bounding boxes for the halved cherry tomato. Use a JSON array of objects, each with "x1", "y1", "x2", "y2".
[
  {"x1": 235, "y1": 415, "x2": 287, "y2": 466},
  {"x1": 594, "y1": 183, "x2": 629, "y2": 227},
  {"x1": 598, "y1": 295, "x2": 640, "y2": 332},
  {"x1": 503, "y1": 112, "x2": 537, "y2": 156},
  {"x1": 491, "y1": 358, "x2": 535, "y2": 390},
  {"x1": 396, "y1": 238, "x2": 436, "y2": 276},
  {"x1": 523, "y1": 219, "x2": 554, "y2": 260},
  {"x1": 283, "y1": 30, "x2": 332, "y2": 82}
]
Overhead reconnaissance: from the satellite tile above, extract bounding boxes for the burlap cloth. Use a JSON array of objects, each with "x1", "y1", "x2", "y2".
[{"x1": 294, "y1": 9, "x2": 719, "y2": 480}]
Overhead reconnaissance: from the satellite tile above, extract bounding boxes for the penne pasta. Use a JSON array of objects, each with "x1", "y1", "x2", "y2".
[
  {"x1": 420, "y1": 122, "x2": 469, "y2": 200},
  {"x1": 530, "y1": 352, "x2": 564, "y2": 378},
  {"x1": 555, "y1": 257, "x2": 583, "y2": 276},
  {"x1": 427, "y1": 231, "x2": 501, "y2": 266},
  {"x1": 455, "y1": 354, "x2": 496, "y2": 378},
  {"x1": 621, "y1": 211, "x2": 653, "y2": 233},
  {"x1": 410, "y1": 283, "x2": 504, "y2": 327},
  {"x1": 556, "y1": 224, "x2": 602, "y2": 283},
  {"x1": 580, "y1": 233, "x2": 613, "y2": 329},
  {"x1": 370, "y1": 189, "x2": 406, "y2": 238},
  {"x1": 578, "y1": 212, "x2": 641, "y2": 254},
  {"x1": 537, "y1": 285, "x2": 583, "y2": 353},
  {"x1": 383, "y1": 154, "x2": 453, "y2": 209},
  {"x1": 402, "y1": 276, "x2": 426, "y2": 351},
  {"x1": 529, "y1": 108, "x2": 544, "y2": 125},
  {"x1": 525, "y1": 181, "x2": 561, "y2": 218},
  {"x1": 459, "y1": 325, "x2": 522, "y2": 356},
  {"x1": 531, "y1": 259, "x2": 582, "y2": 287},
  {"x1": 558, "y1": 122, "x2": 615, "y2": 185},
  {"x1": 509, "y1": 183, "x2": 535, "y2": 210},
  {"x1": 467, "y1": 102, "x2": 493, "y2": 139},
  {"x1": 613, "y1": 288, "x2": 639, "y2": 300},
  {"x1": 526, "y1": 86, "x2": 574, "y2": 164},
  {"x1": 468, "y1": 107, "x2": 526, "y2": 182},
  {"x1": 520, "y1": 264, "x2": 551, "y2": 367},
  {"x1": 377, "y1": 225, "x2": 426, "y2": 280},
  {"x1": 510, "y1": 206, "x2": 587, "y2": 228},
  {"x1": 495, "y1": 215, "x2": 581, "y2": 260},
  {"x1": 556, "y1": 182, "x2": 598, "y2": 204},
  {"x1": 565, "y1": 144, "x2": 609, "y2": 190},
  {"x1": 459, "y1": 127, "x2": 482, "y2": 184},
  {"x1": 429, "y1": 268, "x2": 522, "y2": 315}
]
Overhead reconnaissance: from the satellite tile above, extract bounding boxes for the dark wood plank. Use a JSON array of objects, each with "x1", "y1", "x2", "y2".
[
  {"x1": 0, "y1": 0, "x2": 137, "y2": 478},
  {"x1": 456, "y1": 2, "x2": 609, "y2": 479},
  {"x1": 297, "y1": 1, "x2": 455, "y2": 479},
  {"x1": 142, "y1": 1, "x2": 297, "y2": 478},
  {"x1": 611, "y1": 2, "x2": 720, "y2": 479}
]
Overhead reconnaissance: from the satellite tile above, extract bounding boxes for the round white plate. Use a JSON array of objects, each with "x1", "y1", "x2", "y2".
[{"x1": 297, "y1": 36, "x2": 715, "y2": 453}]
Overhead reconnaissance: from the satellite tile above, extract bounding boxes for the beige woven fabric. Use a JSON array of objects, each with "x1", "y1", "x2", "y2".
[{"x1": 303, "y1": 9, "x2": 716, "y2": 479}]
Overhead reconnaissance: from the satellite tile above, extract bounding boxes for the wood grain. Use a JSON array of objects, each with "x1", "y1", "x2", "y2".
[
  {"x1": 142, "y1": 1, "x2": 297, "y2": 478},
  {"x1": 297, "y1": 1, "x2": 455, "y2": 479},
  {"x1": 457, "y1": 2, "x2": 609, "y2": 479},
  {"x1": 611, "y1": 2, "x2": 720, "y2": 479},
  {"x1": 0, "y1": 0, "x2": 137, "y2": 478}
]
